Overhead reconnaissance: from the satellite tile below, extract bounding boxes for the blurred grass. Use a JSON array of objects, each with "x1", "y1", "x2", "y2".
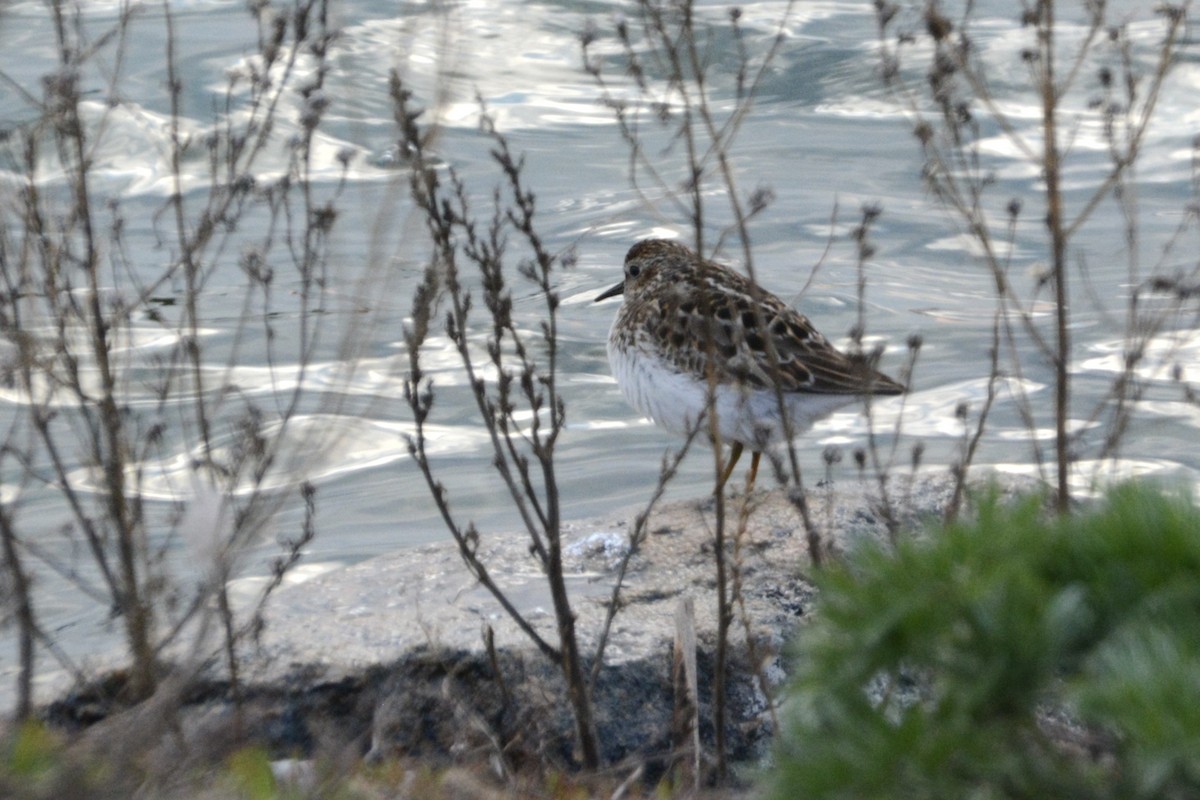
[{"x1": 0, "y1": 718, "x2": 755, "y2": 799}]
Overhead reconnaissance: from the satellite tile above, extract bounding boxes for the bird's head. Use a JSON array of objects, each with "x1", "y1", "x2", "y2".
[{"x1": 595, "y1": 239, "x2": 697, "y2": 303}]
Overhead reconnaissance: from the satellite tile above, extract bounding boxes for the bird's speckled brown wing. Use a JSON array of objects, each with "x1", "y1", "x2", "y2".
[{"x1": 627, "y1": 259, "x2": 903, "y2": 396}]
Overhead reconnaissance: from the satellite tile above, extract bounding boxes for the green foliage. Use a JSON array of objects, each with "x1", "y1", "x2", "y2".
[
  {"x1": 772, "y1": 484, "x2": 1200, "y2": 800},
  {"x1": 6, "y1": 721, "x2": 61, "y2": 781},
  {"x1": 227, "y1": 747, "x2": 280, "y2": 800},
  {"x1": 0, "y1": 721, "x2": 117, "y2": 799}
]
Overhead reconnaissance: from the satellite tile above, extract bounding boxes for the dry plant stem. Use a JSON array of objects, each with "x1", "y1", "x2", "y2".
[
  {"x1": 1035, "y1": 1, "x2": 1071, "y2": 513},
  {"x1": 165, "y1": 0, "x2": 333, "y2": 457},
  {"x1": 1062, "y1": 11, "x2": 1184, "y2": 241},
  {"x1": 701, "y1": 340, "x2": 747, "y2": 781},
  {"x1": 405, "y1": 404, "x2": 559, "y2": 661},
  {"x1": 589, "y1": 3, "x2": 811, "y2": 776},
  {"x1": 730, "y1": 489, "x2": 779, "y2": 735},
  {"x1": 1079, "y1": 18, "x2": 1194, "y2": 474},
  {"x1": 677, "y1": 2, "x2": 827, "y2": 562},
  {"x1": 590, "y1": 432, "x2": 697, "y2": 686},
  {"x1": 687, "y1": 2, "x2": 795, "y2": 269},
  {"x1": 851, "y1": 209, "x2": 915, "y2": 543},
  {"x1": 709, "y1": 428, "x2": 731, "y2": 782},
  {"x1": 166, "y1": 0, "x2": 334, "y2": 686},
  {"x1": 943, "y1": 210, "x2": 1021, "y2": 513},
  {"x1": 655, "y1": 3, "x2": 705, "y2": 253},
  {"x1": 45, "y1": 0, "x2": 157, "y2": 699},
  {"x1": 172, "y1": 0, "x2": 335, "y2": 682},
  {"x1": 394, "y1": 75, "x2": 599, "y2": 768},
  {"x1": 0, "y1": 504, "x2": 35, "y2": 719},
  {"x1": 880, "y1": 1, "x2": 1190, "y2": 508},
  {"x1": 216, "y1": 575, "x2": 241, "y2": 705},
  {"x1": 0, "y1": 0, "x2": 338, "y2": 705},
  {"x1": 491, "y1": 135, "x2": 599, "y2": 771},
  {"x1": 164, "y1": 3, "x2": 213, "y2": 465},
  {"x1": 154, "y1": 482, "x2": 318, "y2": 666},
  {"x1": 945, "y1": 316, "x2": 1001, "y2": 524},
  {"x1": 585, "y1": 1, "x2": 790, "y2": 251},
  {"x1": 13, "y1": 212, "x2": 122, "y2": 613}
]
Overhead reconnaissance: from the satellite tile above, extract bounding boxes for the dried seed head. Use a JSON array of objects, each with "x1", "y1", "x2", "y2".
[
  {"x1": 911, "y1": 441, "x2": 925, "y2": 469},
  {"x1": 823, "y1": 445, "x2": 843, "y2": 466},
  {"x1": 579, "y1": 19, "x2": 599, "y2": 48},
  {"x1": 924, "y1": 8, "x2": 953, "y2": 41},
  {"x1": 748, "y1": 185, "x2": 776, "y2": 214},
  {"x1": 876, "y1": 0, "x2": 899, "y2": 28}
]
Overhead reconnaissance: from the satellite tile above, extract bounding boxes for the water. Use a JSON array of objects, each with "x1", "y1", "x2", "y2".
[{"x1": 0, "y1": 0, "x2": 1198, "y2": 705}]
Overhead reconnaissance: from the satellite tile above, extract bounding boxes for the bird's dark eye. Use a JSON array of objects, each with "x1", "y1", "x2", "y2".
[{"x1": 628, "y1": 264, "x2": 641, "y2": 278}]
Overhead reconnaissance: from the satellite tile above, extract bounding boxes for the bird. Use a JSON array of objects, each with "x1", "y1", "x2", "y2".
[{"x1": 595, "y1": 238, "x2": 904, "y2": 490}]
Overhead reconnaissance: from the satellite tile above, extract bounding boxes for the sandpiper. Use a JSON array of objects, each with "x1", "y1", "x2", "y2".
[{"x1": 596, "y1": 239, "x2": 904, "y2": 488}]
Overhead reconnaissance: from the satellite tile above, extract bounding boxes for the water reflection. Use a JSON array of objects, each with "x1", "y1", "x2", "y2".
[{"x1": 64, "y1": 415, "x2": 487, "y2": 501}]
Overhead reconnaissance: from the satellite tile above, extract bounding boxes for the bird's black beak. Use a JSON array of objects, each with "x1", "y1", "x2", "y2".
[{"x1": 595, "y1": 281, "x2": 624, "y2": 302}]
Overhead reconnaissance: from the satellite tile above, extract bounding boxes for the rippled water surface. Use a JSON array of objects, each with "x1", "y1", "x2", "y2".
[{"x1": 1, "y1": 0, "x2": 1198, "y2": 702}]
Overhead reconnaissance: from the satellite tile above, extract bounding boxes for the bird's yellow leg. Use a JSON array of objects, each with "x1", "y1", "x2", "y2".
[
  {"x1": 717, "y1": 441, "x2": 744, "y2": 491},
  {"x1": 746, "y1": 451, "x2": 762, "y2": 494}
]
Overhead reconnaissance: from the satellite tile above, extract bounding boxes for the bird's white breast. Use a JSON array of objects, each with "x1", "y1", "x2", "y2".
[{"x1": 607, "y1": 319, "x2": 853, "y2": 451}]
